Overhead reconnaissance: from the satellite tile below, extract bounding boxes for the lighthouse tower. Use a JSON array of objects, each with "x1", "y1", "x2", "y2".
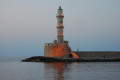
[
  {"x1": 56, "y1": 6, "x2": 64, "y2": 43},
  {"x1": 44, "y1": 6, "x2": 71, "y2": 58}
]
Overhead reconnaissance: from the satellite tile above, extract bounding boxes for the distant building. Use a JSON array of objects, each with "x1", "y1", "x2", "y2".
[{"x1": 44, "y1": 6, "x2": 71, "y2": 58}]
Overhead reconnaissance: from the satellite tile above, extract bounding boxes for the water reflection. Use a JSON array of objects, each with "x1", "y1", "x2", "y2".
[{"x1": 44, "y1": 62, "x2": 71, "y2": 80}]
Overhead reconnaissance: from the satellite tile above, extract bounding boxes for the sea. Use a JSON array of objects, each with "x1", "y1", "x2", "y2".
[{"x1": 0, "y1": 57, "x2": 120, "y2": 80}]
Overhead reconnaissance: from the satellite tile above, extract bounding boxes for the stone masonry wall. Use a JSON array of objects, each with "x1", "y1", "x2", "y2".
[
  {"x1": 44, "y1": 43, "x2": 71, "y2": 58},
  {"x1": 73, "y1": 51, "x2": 120, "y2": 59}
]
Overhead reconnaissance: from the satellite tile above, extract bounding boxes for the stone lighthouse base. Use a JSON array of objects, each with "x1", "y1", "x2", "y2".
[{"x1": 44, "y1": 40, "x2": 71, "y2": 58}]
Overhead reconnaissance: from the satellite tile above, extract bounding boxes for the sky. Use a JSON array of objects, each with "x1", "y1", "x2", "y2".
[{"x1": 0, "y1": 0, "x2": 120, "y2": 56}]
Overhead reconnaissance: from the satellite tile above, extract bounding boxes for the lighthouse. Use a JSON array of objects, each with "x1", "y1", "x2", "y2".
[
  {"x1": 44, "y1": 6, "x2": 71, "y2": 58},
  {"x1": 56, "y1": 6, "x2": 64, "y2": 43}
]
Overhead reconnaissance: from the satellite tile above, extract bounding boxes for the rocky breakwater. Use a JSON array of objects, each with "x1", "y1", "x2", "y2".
[
  {"x1": 22, "y1": 56, "x2": 81, "y2": 62},
  {"x1": 21, "y1": 56, "x2": 120, "y2": 62}
]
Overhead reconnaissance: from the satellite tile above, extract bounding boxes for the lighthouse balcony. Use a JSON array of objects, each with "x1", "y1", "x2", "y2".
[
  {"x1": 57, "y1": 13, "x2": 64, "y2": 16},
  {"x1": 56, "y1": 15, "x2": 64, "y2": 17},
  {"x1": 56, "y1": 26, "x2": 64, "y2": 28}
]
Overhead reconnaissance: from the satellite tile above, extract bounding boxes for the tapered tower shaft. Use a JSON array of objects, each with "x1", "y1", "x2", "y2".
[{"x1": 56, "y1": 6, "x2": 64, "y2": 43}]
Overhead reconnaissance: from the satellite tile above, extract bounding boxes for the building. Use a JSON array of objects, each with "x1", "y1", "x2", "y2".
[{"x1": 44, "y1": 6, "x2": 71, "y2": 58}]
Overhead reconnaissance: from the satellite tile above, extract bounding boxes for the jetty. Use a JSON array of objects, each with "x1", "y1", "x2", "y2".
[{"x1": 22, "y1": 56, "x2": 120, "y2": 62}]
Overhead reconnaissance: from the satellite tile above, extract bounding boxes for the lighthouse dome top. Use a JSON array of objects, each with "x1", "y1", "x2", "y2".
[{"x1": 58, "y1": 6, "x2": 62, "y2": 10}]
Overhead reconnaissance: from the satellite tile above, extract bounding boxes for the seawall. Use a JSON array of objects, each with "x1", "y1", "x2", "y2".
[
  {"x1": 21, "y1": 51, "x2": 120, "y2": 62},
  {"x1": 73, "y1": 51, "x2": 120, "y2": 59},
  {"x1": 22, "y1": 56, "x2": 120, "y2": 62}
]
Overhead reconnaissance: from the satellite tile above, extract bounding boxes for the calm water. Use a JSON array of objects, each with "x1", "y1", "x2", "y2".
[{"x1": 0, "y1": 57, "x2": 120, "y2": 80}]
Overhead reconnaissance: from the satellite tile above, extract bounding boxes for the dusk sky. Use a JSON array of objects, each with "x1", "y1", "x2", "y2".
[{"x1": 0, "y1": 0, "x2": 120, "y2": 56}]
